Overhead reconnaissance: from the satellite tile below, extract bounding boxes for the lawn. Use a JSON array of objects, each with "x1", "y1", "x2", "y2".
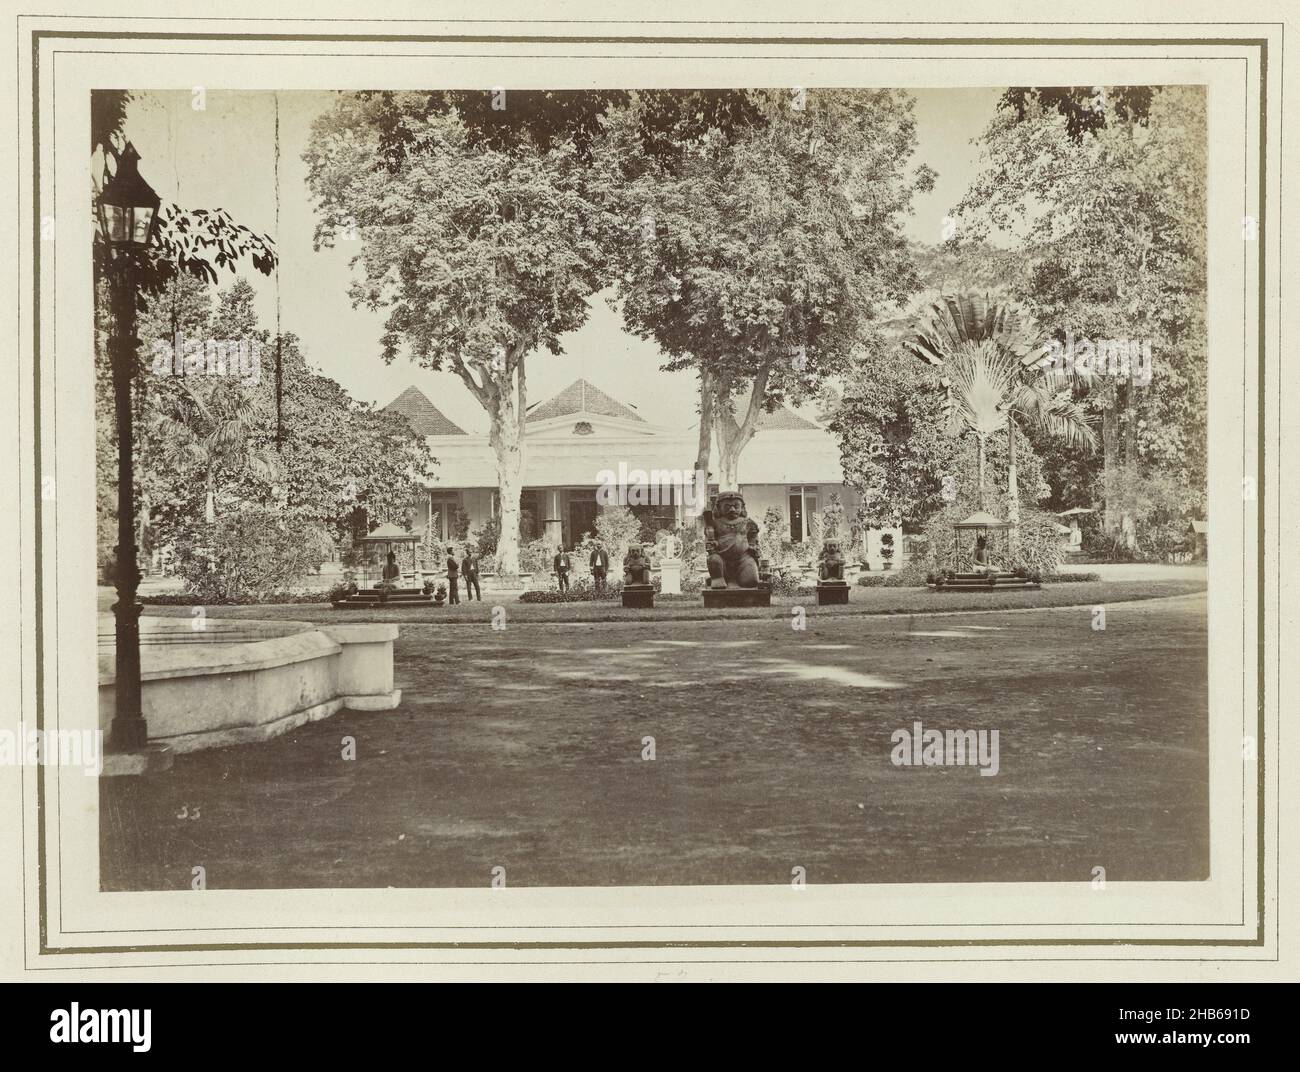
[
  {"x1": 132, "y1": 577, "x2": 1207, "y2": 627},
  {"x1": 102, "y1": 592, "x2": 1208, "y2": 890}
]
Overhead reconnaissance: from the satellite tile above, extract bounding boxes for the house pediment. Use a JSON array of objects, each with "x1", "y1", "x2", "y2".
[{"x1": 525, "y1": 413, "x2": 662, "y2": 440}]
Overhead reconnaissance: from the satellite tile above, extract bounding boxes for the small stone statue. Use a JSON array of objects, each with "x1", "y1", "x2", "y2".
[
  {"x1": 623, "y1": 544, "x2": 652, "y2": 586},
  {"x1": 818, "y1": 539, "x2": 846, "y2": 583},
  {"x1": 703, "y1": 491, "x2": 761, "y2": 589}
]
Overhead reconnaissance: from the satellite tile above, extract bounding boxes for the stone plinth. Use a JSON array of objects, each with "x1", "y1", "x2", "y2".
[
  {"x1": 622, "y1": 584, "x2": 655, "y2": 609},
  {"x1": 816, "y1": 582, "x2": 850, "y2": 605},
  {"x1": 484, "y1": 572, "x2": 532, "y2": 592},
  {"x1": 702, "y1": 585, "x2": 771, "y2": 608},
  {"x1": 658, "y1": 560, "x2": 683, "y2": 595}
]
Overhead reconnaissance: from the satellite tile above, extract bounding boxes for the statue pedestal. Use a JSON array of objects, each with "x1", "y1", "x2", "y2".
[
  {"x1": 816, "y1": 581, "x2": 850, "y2": 605},
  {"x1": 658, "y1": 560, "x2": 682, "y2": 595},
  {"x1": 488, "y1": 572, "x2": 531, "y2": 592},
  {"x1": 702, "y1": 585, "x2": 771, "y2": 608},
  {"x1": 622, "y1": 584, "x2": 654, "y2": 609}
]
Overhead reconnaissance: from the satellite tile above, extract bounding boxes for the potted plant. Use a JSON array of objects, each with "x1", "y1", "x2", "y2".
[{"x1": 880, "y1": 532, "x2": 895, "y2": 571}]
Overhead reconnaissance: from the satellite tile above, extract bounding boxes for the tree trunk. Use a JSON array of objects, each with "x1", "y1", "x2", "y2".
[
  {"x1": 976, "y1": 433, "x2": 987, "y2": 512},
  {"x1": 1120, "y1": 378, "x2": 1138, "y2": 548},
  {"x1": 1006, "y1": 413, "x2": 1019, "y2": 525},
  {"x1": 489, "y1": 357, "x2": 527, "y2": 576},
  {"x1": 691, "y1": 367, "x2": 715, "y2": 526},
  {"x1": 711, "y1": 355, "x2": 773, "y2": 496},
  {"x1": 717, "y1": 438, "x2": 742, "y2": 492},
  {"x1": 1102, "y1": 376, "x2": 1123, "y2": 535},
  {"x1": 1102, "y1": 403, "x2": 1119, "y2": 534},
  {"x1": 204, "y1": 469, "x2": 216, "y2": 524},
  {"x1": 448, "y1": 344, "x2": 531, "y2": 576}
]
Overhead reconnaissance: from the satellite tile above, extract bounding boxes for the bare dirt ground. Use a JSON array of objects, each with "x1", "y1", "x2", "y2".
[{"x1": 101, "y1": 592, "x2": 1208, "y2": 890}]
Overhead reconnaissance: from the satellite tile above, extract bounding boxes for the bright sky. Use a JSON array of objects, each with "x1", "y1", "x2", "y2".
[{"x1": 120, "y1": 87, "x2": 1003, "y2": 432}]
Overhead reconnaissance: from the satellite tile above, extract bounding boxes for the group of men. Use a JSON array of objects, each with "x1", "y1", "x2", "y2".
[
  {"x1": 380, "y1": 547, "x2": 482, "y2": 603},
  {"x1": 552, "y1": 541, "x2": 611, "y2": 593},
  {"x1": 382, "y1": 540, "x2": 617, "y2": 601},
  {"x1": 443, "y1": 546, "x2": 482, "y2": 604}
]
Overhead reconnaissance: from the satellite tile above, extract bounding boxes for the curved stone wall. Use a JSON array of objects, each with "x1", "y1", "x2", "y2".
[{"x1": 98, "y1": 617, "x2": 400, "y2": 753}]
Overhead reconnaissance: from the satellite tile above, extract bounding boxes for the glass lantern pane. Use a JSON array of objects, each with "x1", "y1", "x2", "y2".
[
  {"x1": 103, "y1": 204, "x2": 128, "y2": 243},
  {"x1": 131, "y1": 206, "x2": 154, "y2": 245}
]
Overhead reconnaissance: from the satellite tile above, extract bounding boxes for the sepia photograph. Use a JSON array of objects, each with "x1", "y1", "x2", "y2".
[
  {"x1": 3, "y1": 2, "x2": 1292, "y2": 1002},
  {"x1": 92, "y1": 82, "x2": 1210, "y2": 891}
]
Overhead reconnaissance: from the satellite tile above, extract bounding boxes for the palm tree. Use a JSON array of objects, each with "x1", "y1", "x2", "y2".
[
  {"x1": 150, "y1": 379, "x2": 279, "y2": 524},
  {"x1": 907, "y1": 294, "x2": 1095, "y2": 524}
]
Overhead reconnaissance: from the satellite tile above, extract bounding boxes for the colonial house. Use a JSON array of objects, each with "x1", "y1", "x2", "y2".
[{"x1": 383, "y1": 380, "x2": 902, "y2": 566}]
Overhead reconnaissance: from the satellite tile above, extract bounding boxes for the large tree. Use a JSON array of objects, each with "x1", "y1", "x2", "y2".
[
  {"x1": 304, "y1": 91, "x2": 619, "y2": 574},
  {"x1": 830, "y1": 331, "x2": 956, "y2": 530},
  {"x1": 950, "y1": 85, "x2": 1207, "y2": 540},
  {"x1": 93, "y1": 90, "x2": 278, "y2": 575},
  {"x1": 118, "y1": 277, "x2": 433, "y2": 569},
  {"x1": 607, "y1": 89, "x2": 932, "y2": 492}
]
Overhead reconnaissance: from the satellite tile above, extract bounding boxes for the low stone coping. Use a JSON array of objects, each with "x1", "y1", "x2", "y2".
[
  {"x1": 100, "y1": 628, "x2": 340, "y2": 685},
  {"x1": 98, "y1": 616, "x2": 402, "y2": 756},
  {"x1": 318, "y1": 623, "x2": 400, "y2": 644}
]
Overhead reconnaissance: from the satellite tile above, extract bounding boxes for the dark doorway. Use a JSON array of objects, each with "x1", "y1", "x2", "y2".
[
  {"x1": 788, "y1": 493, "x2": 804, "y2": 543},
  {"x1": 568, "y1": 497, "x2": 598, "y2": 547}
]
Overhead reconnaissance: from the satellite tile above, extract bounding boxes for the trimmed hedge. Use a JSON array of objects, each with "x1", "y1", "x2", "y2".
[{"x1": 142, "y1": 590, "x2": 334, "y2": 606}]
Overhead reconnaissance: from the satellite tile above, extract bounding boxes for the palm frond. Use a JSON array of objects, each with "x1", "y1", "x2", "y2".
[
  {"x1": 945, "y1": 340, "x2": 1020, "y2": 440},
  {"x1": 905, "y1": 291, "x2": 1042, "y2": 369}
]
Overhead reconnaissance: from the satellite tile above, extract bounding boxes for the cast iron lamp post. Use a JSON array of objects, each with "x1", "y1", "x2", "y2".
[{"x1": 98, "y1": 142, "x2": 160, "y2": 751}]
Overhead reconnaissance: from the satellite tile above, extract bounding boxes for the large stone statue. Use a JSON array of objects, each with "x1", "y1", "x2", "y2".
[
  {"x1": 704, "y1": 491, "x2": 761, "y2": 589},
  {"x1": 623, "y1": 544, "x2": 652, "y2": 586},
  {"x1": 819, "y1": 539, "x2": 846, "y2": 582}
]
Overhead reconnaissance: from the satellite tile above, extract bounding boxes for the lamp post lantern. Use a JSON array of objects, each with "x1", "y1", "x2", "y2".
[{"x1": 98, "y1": 142, "x2": 160, "y2": 752}]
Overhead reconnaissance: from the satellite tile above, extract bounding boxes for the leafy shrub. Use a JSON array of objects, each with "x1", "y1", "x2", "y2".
[
  {"x1": 520, "y1": 576, "x2": 622, "y2": 603},
  {"x1": 893, "y1": 504, "x2": 1062, "y2": 579},
  {"x1": 879, "y1": 531, "x2": 896, "y2": 569},
  {"x1": 144, "y1": 588, "x2": 334, "y2": 606},
  {"x1": 1007, "y1": 508, "x2": 1065, "y2": 575},
  {"x1": 878, "y1": 561, "x2": 931, "y2": 587},
  {"x1": 677, "y1": 522, "x2": 706, "y2": 573},
  {"x1": 450, "y1": 506, "x2": 472, "y2": 542},
  {"x1": 594, "y1": 505, "x2": 643, "y2": 565},
  {"x1": 767, "y1": 571, "x2": 813, "y2": 597},
  {"x1": 518, "y1": 537, "x2": 554, "y2": 575},
  {"x1": 328, "y1": 580, "x2": 358, "y2": 603},
  {"x1": 172, "y1": 508, "x2": 334, "y2": 602},
  {"x1": 472, "y1": 514, "x2": 500, "y2": 560},
  {"x1": 679, "y1": 571, "x2": 706, "y2": 595}
]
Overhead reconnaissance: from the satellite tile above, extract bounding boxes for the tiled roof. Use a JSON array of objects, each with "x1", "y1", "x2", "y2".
[
  {"x1": 755, "y1": 404, "x2": 818, "y2": 430},
  {"x1": 526, "y1": 379, "x2": 644, "y2": 424},
  {"x1": 384, "y1": 386, "x2": 467, "y2": 436}
]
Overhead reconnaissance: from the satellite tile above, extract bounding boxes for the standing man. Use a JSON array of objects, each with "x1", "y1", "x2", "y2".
[
  {"x1": 554, "y1": 546, "x2": 573, "y2": 592},
  {"x1": 589, "y1": 539, "x2": 610, "y2": 594},
  {"x1": 445, "y1": 547, "x2": 461, "y2": 605},
  {"x1": 461, "y1": 545, "x2": 481, "y2": 602}
]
